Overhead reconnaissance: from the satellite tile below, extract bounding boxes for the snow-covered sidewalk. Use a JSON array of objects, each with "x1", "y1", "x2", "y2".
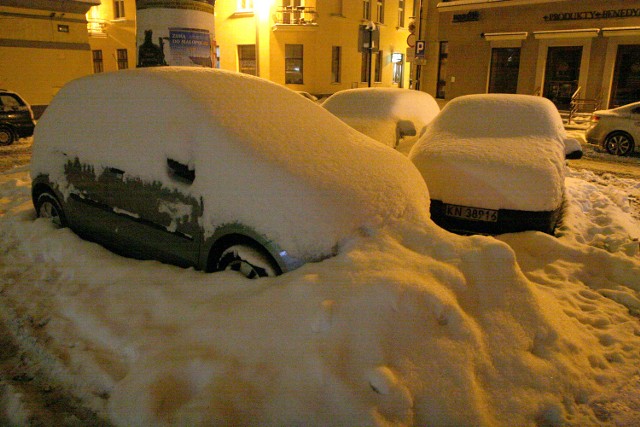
[{"x1": 0, "y1": 165, "x2": 639, "y2": 426}]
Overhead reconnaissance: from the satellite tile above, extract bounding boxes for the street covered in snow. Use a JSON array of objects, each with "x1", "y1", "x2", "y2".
[{"x1": 1, "y1": 83, "x2": 640, "y2": 425}]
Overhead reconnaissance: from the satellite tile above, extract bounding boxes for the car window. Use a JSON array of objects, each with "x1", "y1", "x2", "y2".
[
  {"x1": 0, "y1": 94, "x2": 26, "y2": 111},
  {"x1": 631, "y1": 106, "x2": 640, "y2": 115}
]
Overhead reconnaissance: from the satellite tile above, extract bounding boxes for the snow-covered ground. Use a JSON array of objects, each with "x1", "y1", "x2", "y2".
[{"x1": 0, "y1": 157, "x2": 639, "y2": 425}]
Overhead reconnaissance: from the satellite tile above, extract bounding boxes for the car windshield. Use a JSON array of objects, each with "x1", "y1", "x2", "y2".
[{"x1": 0, "y1": 94, "x2": 27, "y2": 111}]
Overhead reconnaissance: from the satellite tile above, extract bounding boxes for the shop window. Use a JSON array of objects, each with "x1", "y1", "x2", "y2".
[
  {"x1": 331, "y1": 46, "x2": 341, "y2": 84},
  {"x1": 92, "y1": 50, "x2": 103, "y2": 73},
  {"x1": 436, "y1": 41, "x2": 448, "y2": 98},
  {"x1": 488, "y1": 48, "x2": 520, "y2": 94},
  {"x1": 285, "y1": 44, "x2": 304, "y2": 84},
  {"x1": 117, "y1": 49, "x2": 128, "y2": 70},
  {"x1": 543, "y1": 46, "x2": 582, "y2": 110},
  {"x1": 238, "y1": 45, "x2": 257, "y2": 75},
  {"x1": 610, "y1": 45, "x2": 640, "y2": 108}
]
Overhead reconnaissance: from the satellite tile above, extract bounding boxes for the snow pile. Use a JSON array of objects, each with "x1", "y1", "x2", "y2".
[
  {"x1": 1, "y1": 165, "x2": 640, "y2": 425},
  {"x1": 322, "y1": 88, "x2": 440, "y2": 148},
  {"x1": 409, "y1": 94, "x2": 567, "y2": 211},
  {"x1": 31, "y1": 67, "x2": 430, "y2": 261}
]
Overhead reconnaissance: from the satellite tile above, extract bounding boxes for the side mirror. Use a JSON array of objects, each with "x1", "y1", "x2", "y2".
[
  {"x1": 167, "y1": 158, "x2": 195, "y2": 183},
  {"x1": 564, "y1": 138, "x2": 583, "y2": 160}
]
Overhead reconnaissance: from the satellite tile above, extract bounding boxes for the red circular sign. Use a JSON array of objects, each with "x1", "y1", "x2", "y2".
[{"x1": 406, "y1": 33, "x2": 416, "y2": 47}]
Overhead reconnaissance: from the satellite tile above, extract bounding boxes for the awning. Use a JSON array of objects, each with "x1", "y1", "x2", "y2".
[
  {"x1": 482, "y1": 31, "x2": 528, "y2": 41},
  {"x1": 533, "y1": 28, "x2": 600, "y2": 39},
  {"x1": 601, "y1": 26, "x2": 640, "y2": 37}
]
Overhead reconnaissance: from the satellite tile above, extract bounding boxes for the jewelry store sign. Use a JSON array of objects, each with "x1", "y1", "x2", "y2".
[{"x1": 544, "y1": 8, "x2": 640, "y2": 22}]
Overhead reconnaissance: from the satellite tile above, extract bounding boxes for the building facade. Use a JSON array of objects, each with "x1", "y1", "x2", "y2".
[
  {"x1": 215, "y1": 0, "x2": 418, "y2": 94},
  {"x1": 0, "y1": 0, "x2": 99, "y2": 113},
  {"x1": 418, "y1": 0, "x2": 640, "y2": 109}
]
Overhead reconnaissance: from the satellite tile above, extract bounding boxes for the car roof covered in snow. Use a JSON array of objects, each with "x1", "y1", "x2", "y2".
[
  {"x1": 322, "y1": 87, "x2": 440, "y2": 147},
  {"x1": 31, "y1": 67, "x2": 431, "y2": 260},
  {"x1": 409, "y1": 94, "x2": 566, "y2": 212}
]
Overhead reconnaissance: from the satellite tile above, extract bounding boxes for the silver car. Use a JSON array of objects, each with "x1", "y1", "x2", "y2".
[{"x1": 586, "y1": 101, "x2": 640, "y2": 156}]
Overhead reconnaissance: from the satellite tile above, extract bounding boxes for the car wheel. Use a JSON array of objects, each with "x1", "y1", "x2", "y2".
[
  {"x1": 0, "y1": 126, "x2": 15, "y2": 146},
  {"x1": 604, "y1": 131, "x2": 634, "y2": 156},
  {"x1": 217, "y1": 244, "x2": 279, "y2": 279},
  {"x1": 35, "y1": 192, "x2": 67, "y2": 227}
]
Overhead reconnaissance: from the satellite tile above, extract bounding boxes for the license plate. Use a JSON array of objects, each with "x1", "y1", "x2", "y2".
[{"x1": 445, "y1": 203, "x2": 498, "y2": 222}]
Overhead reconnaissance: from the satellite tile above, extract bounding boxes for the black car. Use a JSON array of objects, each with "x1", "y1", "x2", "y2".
[{"x1": 0, "y1": 89, "x2": 36, "y2": 145}]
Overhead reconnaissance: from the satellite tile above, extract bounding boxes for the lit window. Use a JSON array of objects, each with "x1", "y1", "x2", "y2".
[
  {"x1": 285, "y1": 44, "x2": 303, "y2": 84},
  {"x1": 238, "y1": 45, "x2": 257, "y2": 75}
]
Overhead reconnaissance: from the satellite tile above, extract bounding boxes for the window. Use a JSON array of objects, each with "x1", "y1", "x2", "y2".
[
  {"x1": 237, "y1": 0, "x2": 254, "y2": 12},
  {"x1": 610, "y1": 44, "x2": 640, "y2": 108},
  {"x1": 331, "y1": 46, "x2": 341, "y2": 84},
  {"x1": 488, "y1": 48, "x2": 520, "y2": 94},
  {"x1": 374, "y1": 51, "x2": 383, "y2": 82},
  {"x1": 363, "y1": 0, "x2": 371, "y2": 20},
  {"x1": 117, "y1": 49, "x2": 128, "y2": 70},
  {"x1": 92, "y1": 50, "x2": 103, "y2": 73},
  {"x1": 543, "y1": 46, "x2": 582, "y2": 110},
  {"x1": 398, "y1": 0, "x2": 405, "y2": 27},
  {"x1": 285, "y1": 44, "x2": 304, "y2": 84},
  {"x1": 237, "y1": 45, "x2": 257, "y2": 75},
  {"x1": 376, "y1": 0, "x2": 384, "y2": 23},
  {"x1": 361, "y1": 51, "x2": 371, "y2": 83},
  {"x1": 392, "y1": 53, "x2": 404, "y2": 86},
  {"x1": 436, "y1": 41, "x2": 448, "y2": 98},
  {"x1": 113, "y1": 0, "x2": 125, "y2": 19}
]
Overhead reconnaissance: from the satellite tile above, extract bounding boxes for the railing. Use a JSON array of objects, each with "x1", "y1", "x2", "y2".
[
  {"x1": 273, "y1": 6, "x2": 318, "y2": 25},
  {"x1": 568, "y1": 86, "x2": 600, "y2": 124}
]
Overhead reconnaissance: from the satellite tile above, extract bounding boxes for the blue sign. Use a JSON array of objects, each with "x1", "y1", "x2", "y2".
[{"x1": 415, "y1": 40, "x2": 426, "y2": 58}]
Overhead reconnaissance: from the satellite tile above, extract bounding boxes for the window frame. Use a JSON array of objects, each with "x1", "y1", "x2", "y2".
[
  {"x1": 285, "y1": 44, "x2": 304, "y2": 85},
  {"x1": 331, "y1": 46, "x2": 342, "y2": 84},
  {"x1": 237, "y1": 44, "x2": 257, "y2": 76},
  {"x1": 113, "y1": 0, "x2": 125, "y2": 19},
  {"x1": 116, "y1": 48, "x2": 129, "y2": 70},
  {"x1": 92, "y1": 49, "x2": 104, "y2": 73}
]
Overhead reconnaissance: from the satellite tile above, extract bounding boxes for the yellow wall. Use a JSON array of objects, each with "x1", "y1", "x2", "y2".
[
  {"x1": 0, "y1": 6, "x2": 94, "y2": 107},
  {"x1": 86, "y1": 0, "x2": 137, "y2": 72}
]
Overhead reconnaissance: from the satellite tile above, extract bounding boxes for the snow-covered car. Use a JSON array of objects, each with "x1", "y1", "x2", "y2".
[
  {"x1": 321, "y1": 87, "x2": 440, "y2": 148},
  {"x1": 585, "y1": 101, "x2": 640, "y2": 156},
  {"x1": 0, "y1": 89, "x2": 36, "y2": 146},
  {"x1": 30, "y1": 67, "x2": 430, "y2": 278},
  {"x1": 409, "y1": 94, "x2": 575, "y2": 235}
]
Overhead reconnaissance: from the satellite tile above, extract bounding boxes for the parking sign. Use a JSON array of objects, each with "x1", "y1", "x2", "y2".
[{"x1": 415, "y1": 40, "x2": 426, "y2": 58}]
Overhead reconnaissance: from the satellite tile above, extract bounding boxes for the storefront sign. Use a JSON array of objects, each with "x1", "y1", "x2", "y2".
[
  {"x1": 453, "y1": 11, "x2": 479, "y2": 23},
  {"x1": 544, "y1": 8, "x2": 640, "y2": 22}
]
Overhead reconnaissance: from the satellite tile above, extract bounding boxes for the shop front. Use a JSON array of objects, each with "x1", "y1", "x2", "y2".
[{"x1": 427, "y1": 0, "x2": 640, "y2": 110}]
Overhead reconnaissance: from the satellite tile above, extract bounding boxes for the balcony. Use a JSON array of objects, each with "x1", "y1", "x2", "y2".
[{"x1": 273, "y1": 6, "x2": 318, "y2": 28}]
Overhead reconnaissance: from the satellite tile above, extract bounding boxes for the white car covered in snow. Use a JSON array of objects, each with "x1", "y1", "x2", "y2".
[
  {"x1": 31, "y1": 67, "x2": 430, "y2": 278},
  {"x1": 409, "y1": 94, "x2": 577, "y2": 235},
  {"x1": 321, "y1": 88, "x2": 440, "y2": 148}
]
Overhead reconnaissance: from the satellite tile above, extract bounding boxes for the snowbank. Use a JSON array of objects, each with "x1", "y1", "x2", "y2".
[
  {"x1": 322, "y1": 88, "x2": 440, "y2": 148},
  {"x1": 409, "y1": 94, "x2": 567, "y2": 211},
  {"x1": 1, "y1": 165, "x2": 640, "y2": 425},
  {"x1": 31, "y1": 68, "x2": 431, "y2": 261}
]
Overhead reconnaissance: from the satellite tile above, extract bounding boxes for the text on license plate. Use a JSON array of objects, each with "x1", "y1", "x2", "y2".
[{"x1": 445, "y1": 204, "x2": 498, "y2": 222}]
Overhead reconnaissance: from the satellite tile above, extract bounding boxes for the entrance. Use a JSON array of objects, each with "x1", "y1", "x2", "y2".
[
  {"x1": 543, "y1": 46, "x2": 582, "y2": 110},
  {"x1": 610, "y1": 45, "x2": 640, "y2": 108}
]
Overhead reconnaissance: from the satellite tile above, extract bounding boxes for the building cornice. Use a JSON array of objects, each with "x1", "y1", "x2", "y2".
[
  {"x1": 0, "y1": 0, "x2": 99, "y2": 14},
  {"x1": 437, "y1": 0, "x2": 569, "y2": 12}
]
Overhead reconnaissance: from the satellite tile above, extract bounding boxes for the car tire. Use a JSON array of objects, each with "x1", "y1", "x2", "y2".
[
  {"x1": 0, "y1": 126, "x2": 15, "y2": 146},
  {"x1": 35, "y1": 192, "x2": 67, "y2": 227},
  {"x1": 216, "y1": 243, "x2": 279, "y2": 279},
  {"x1": 604, "y1": 131, "x2": 635, "y2": 156}
]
